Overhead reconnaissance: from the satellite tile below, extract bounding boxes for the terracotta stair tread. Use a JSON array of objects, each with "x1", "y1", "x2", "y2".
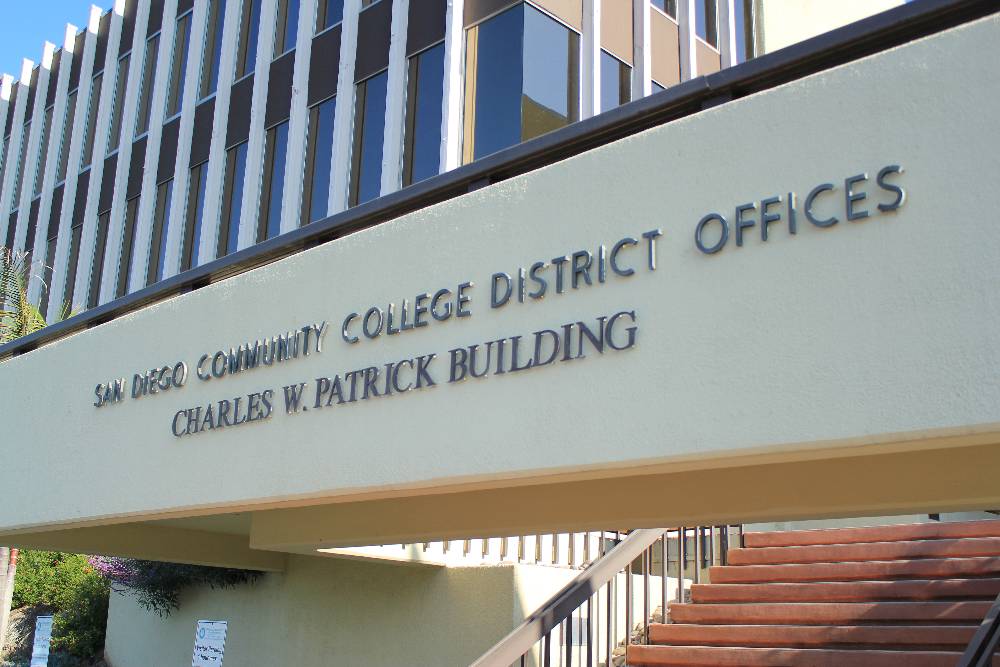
[
  {"x1": 647, "y1": 623, "x2": 977, "y2": 649},
  {"x1": 710, "y1": 556, "x2": 1000, "y2": 583},
  {"x1": 690, "y1": 578, "x2": 1000, "y2": 603},
  {"x1": 667, "y1": 600, "x2": 993, "y2": 625},
  {"x1": 743, "y1": 519, "x2": 1000, "y2": 548},
  {"x1": 626, "y1": 644, "x2": 999, "y2": 666},
  {"x1": 727, "y1": 536, "x2": 1000, "y2": 565}
]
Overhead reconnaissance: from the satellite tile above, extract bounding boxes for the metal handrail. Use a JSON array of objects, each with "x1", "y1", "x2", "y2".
[
  {"x1": 470, "y1": 528, "x2": 667, "y2": 667},
  {"x1": 958, "y1": 592, "x2": 1000, "y2": 667}
]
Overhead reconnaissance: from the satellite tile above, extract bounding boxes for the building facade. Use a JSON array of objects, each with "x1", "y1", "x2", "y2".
[
  {"x1": 4, "y1": 0, "x2": 1000, "y2": 665},
  {"x1": 0, "y1": 0, "x2": 762, "y2": 324}
]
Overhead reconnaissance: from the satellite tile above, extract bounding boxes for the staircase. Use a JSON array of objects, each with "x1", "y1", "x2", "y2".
[{"x1": 629, "y1": 519, "x2": 1000, "y2": 666}]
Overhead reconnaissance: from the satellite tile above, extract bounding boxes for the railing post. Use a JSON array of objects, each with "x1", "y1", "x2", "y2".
[{"x1": 677, "y1": 527, "x2": 686, "y2": 603}]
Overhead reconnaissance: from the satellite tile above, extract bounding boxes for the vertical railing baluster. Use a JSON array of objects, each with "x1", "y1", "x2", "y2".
[
  {"x1": 543, "y1": 632, "x2": 551, "y2": 667},
  {"x1": 643, "y1": 547, "x2": 650, "y2": 644},
  {"x1": 625, "y1": 560, "x2": 633, "y2": 651},
  {"x1": 660, "y1": 532, "x2": 668, "y2": 622},
  {"x1": 605, "y1": 568, "x2": 612, "y2": 667},
  {"x1": 677, "y1": 527, "x2": 687, "y2": 603},
  {"x1": 587, "y1": 595, "x2": 593, "y2": 667},
  {"x1": 565, "y1": 614, "x2": 572, "y2": 666},
  {"x1": 693, "y1": 527, "x2": 702, "y2": 584}
]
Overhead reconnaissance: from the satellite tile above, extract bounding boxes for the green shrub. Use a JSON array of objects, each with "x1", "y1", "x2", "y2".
[{"x1": 10, "y1": 551, "x2": 109, "y2": 659}]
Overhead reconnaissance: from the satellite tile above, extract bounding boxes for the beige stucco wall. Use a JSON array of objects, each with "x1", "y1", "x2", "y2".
[
  {"x1": 760, "y1": 0, "x2": 906, "y2": 53},
  {"x1": 0, "y1": 14, "x2": 999, "y2": 546},
  {"x1": 104, "y1": 554, "x2": 575, "y2": 667}
]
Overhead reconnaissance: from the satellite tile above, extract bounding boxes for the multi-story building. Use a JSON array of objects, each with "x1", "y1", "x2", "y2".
[
  {"x1": 0, "y1": 0, "x2": 761, "y2": 322},
  {"x1": 3, "y1": 0, "x2": 1000, "y2": 665}
]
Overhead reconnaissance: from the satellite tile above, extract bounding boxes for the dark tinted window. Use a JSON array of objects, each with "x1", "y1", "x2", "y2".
[
  {"x1": 403, "y1": 42, "x2": 444, "y2": 186},
  {"x1": 147, "y1": 179, "x2": 173, "y2": 284},
  {"x1": 259, "y1": 121, "x2": 288, "y2": 240},
  {"x1": 135, "y1": 34, "x2": 161, "y2": 135},
  {"x1": 600, "y1": 50, "x2": 630, "y2": 113},
  {"x1": 349, "y1": 70, "x2": 387, "y2": 206},
  {"x1": 56, "y1": 90, "x2": 78, "y2": 183},
  {"x1": 464, "y1": 5, "x2": 579, "y2": 162},
  {"x1": 219, "y1": 141, "x2": 248, "y2": 257},
  {"x1": 275, "y1": 0, "x2": 301, "y2": 56},
  {"x1": 82, "y1": 72, "x2": 103, "y2": 167},
  {"x1": 318, "y1": 0, "x2": 344, "y2": 32},
  {"x1": 301, "y1": 95, "x2": 336, "y2": 224},
  {"x1": 117, "y1": 196, "x2": 141, "y2": 297},
  {"x1": 107, "y1": 55, "x2": 131, "y2": 150},
  {"x1": 181, "y1": 161, "x2": 209, "y2": 270},
  {"x1": 166, "y1": 12, "x2": 193, "y2": 117},
  {"x1": 200, "y1": 0, "x2": 227, "y2": 98},
  {"x1": 236, "y1": 0, "x2": 263, "y2": 79},
  {"x1": 697, "y1": 0, "x2": 718, "y2": 47}
]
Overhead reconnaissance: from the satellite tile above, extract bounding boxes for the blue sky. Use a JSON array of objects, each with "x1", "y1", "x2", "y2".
[{"x1": 0, "y1": 1, "x2": 101, "y2": 78}]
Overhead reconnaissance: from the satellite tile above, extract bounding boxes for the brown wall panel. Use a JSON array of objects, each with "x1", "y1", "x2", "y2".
[
  {"x1": 73, "y1": 172, "x2": 90, "y2": 227},
  {"x1": 46, "y1": 52, "x2": 62, "y2": 107},
  {"x1": 651, "y1": 9, "x2": 680, "y2": 86},
  {"x1": 697, "y1": 40, "x2": 721, "y2": 75},
  {"x1": 465, "y1": 0, "x2": 517, "y2": 26},
  {"x1": 25, "y1": 67, "x2": 39, "y2": 115},
  {"x1": 95, "y1": 12, "x2": 111, "y2": 69},
  {"x1": 534, "y1": 0, "x2": 582, "y2": 31},
  {"x1": 226, "y1": 75, "x2": 254, "y2": 148},
  {"x1": 308, "y1": 25, "x2": 341, "y2": 106},
  {"x1": 355, "y1": 0, "x2": 393, "y2": 82},
  {"x1": 158, "y1": 118, "x2": 180, "y2": 183},
  {"x1": 407, "y1": 0, "x2": 447, "y2": 55},
  {"x1": 48, "y1": 186, "x2": 65, "y2": 239},
  {"x1": 69, "y1": 31, "x2": 86, "y2": 91},
  {"x1": 602, "y1": 0, "x2": 633, "y2": 64},
  {"x1": 4, "y1": 87, "x2": 17, "y2": 137},
  {"x1": 98, "y1": 155, "x2": 117, "y2": 213},
  {"x1": 127, "y1": 138, "x2": 146, "y2": 198},
  {"x1": 190, "y1": 98, "x2": 215, "y2": 166},
  {"x1": 146, "y1": 0, "x2": 166, "y2": 37},
  {"x1": 265, "y1": 51, "x2": 296, "y2": 128},
  {"x1": 119, "y1": 0, "x2": 136, "y2": 56}
]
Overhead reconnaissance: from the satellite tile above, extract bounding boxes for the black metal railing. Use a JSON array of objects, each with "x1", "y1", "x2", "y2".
[
  {"x1": 958, "y1": 592, "x2": 1000, "y2": 667},
  {"x1": 470, "y1": 525, "x2": 740, "y2": 667}
]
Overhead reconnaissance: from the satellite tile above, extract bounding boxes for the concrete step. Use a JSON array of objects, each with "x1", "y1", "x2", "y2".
[
  {"x1": 744, "y1": 519, "x2": 1000, "y2": 548},
  {"x1": 728, "y1": 536, "x2": 1000, "y2": 565},
  {"x1": 709, "y1": 556, "x2": 1000, "y2": 583},
  {"x1": 626, "y1": 645, "x2": 999, "y2": 666},
  {"x1": 690, "y1": 578, "x2": 1000, "y2": 603},
  {"x1": 667, "y1": 600, "x2": 993, "y2": 625},
  {"x1": 647, "y1": 623, "x2": 977, "y2": 649}
]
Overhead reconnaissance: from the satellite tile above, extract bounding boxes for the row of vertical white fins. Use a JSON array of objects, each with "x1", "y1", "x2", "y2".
[
  {"x1": 27, "y1": 30, "x2": 76, "y2": 306},
  {"x1": 278, "y1": 0, "x2": 321, "y2": 235},
  {"x1": 236, "y1": 0, "x2": 280, "y2": 252},
  {"x1": 98, "y1": 0, "x2": 154, "y2": 303},
  {"x1": 161, "y1": 0, "x2": 212, "y2": 280},
  {"x1": 197, "y1": 0, "x2": 245, "y2": 266},
  {"x1": 128, "y1": 0, "x2": 181, "y2": 293},
  {"x1": 12, "y1": 43, "x2": 56, "y2": 254},
  {"x1": 0, "y1": 61, "x2": 34, "y2": 245},
  {"x1": 72, "y1": 0, "x2": 127, "y2": 313},
  {"x1": 47, "y1": 6, "x2": 103, "y2": 321}
]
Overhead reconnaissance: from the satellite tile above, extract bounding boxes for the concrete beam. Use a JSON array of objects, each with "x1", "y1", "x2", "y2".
[
  {"x1": 0, "y1": 524, "x2": 286, "y2": 572},
  {"x1": 250, "y1": 435, "x2": 1000, "y2": 551}
]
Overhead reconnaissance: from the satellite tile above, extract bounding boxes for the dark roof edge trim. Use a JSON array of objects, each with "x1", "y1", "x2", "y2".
[{"x1": 2, "y1": 0, "x2": 996, "y2": 361}]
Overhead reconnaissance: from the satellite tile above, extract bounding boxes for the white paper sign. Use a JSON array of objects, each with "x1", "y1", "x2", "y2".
[
  {"x1": 29, "y1": 615, "x2": 53, "y2": 667},
  {"x1": 191, "y1": 619, "x2": 228, "y2": 667}
]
